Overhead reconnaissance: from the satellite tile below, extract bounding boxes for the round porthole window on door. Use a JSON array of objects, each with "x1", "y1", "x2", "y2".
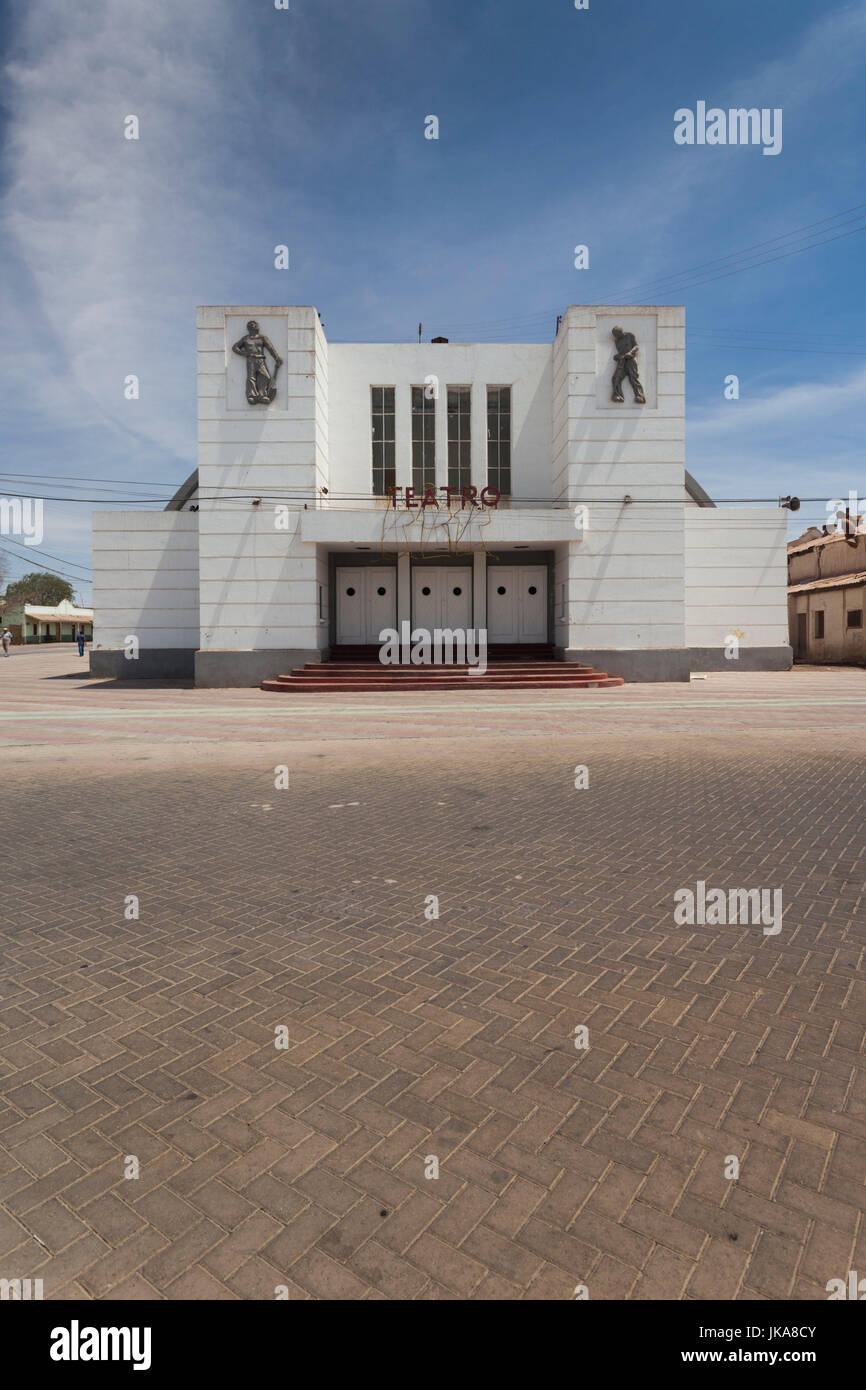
[
  {"x1": 422, "y1": 586, "x2": 431, "y2": 596},
  {"x1": 528, "y1": 586, "x2": 537, "y2": 595},
  {"x1": 346, "y1": 587, "x2": 356, "y2": 597},
  {"x1": 453, "y1": 587, "x2": 462, "y2": 596},
  {"x1": 497, "y1": 586, "x2": 506, "y2": 596},
  {"x1": 377, "y1": 586, "x2": 386, "y2": 596}
]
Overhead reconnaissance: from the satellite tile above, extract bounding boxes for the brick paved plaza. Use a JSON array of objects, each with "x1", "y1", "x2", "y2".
[{"x1": 1, "y1": 646, "x2": 864, "y2": 1300}]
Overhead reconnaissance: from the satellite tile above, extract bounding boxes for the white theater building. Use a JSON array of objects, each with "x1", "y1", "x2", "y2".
[{"x1": 90, "y1": 304, "x2": 791, "y2": 685}]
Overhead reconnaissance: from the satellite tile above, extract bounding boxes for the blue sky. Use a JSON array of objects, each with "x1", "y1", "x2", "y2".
[{"x1": 1, "y1": 0, "x2": 865, "y2": 601}]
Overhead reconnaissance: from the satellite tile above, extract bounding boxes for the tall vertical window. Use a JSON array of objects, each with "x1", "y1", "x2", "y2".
[
  {"x1": 447, "y1": 387, "x2": 471, "y2": 492},
  {"x1": 411, "y1": 386, "x2": 436, "y2": 492},
  {"x1": 487, "y1": 386, "x2": 511, "y2": 495},
  {"x1": 371, "y1": 387, "x2": 395, "y2": 496}
]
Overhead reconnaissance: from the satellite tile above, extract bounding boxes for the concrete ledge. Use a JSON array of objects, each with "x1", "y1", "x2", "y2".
[
  {"x1": 195, "y1": 649, "x2": 322, "y2": 688},
  {"x1": 90, "y1": 648, "x2": 195, "y2": 679},
  {"x1": 689, "y1": 645, "x2": 793, "y2": 672},
  {"x1": 562, "y1": 648, "x2": 691, "y2": 682}
]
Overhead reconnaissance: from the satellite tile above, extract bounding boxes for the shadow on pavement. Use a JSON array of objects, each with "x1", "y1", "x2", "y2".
[{"x1": 41, "y1": 673, "x2": 196, "y2": 690}]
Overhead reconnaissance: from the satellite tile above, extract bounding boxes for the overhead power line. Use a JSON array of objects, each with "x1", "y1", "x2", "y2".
[
  {"x1": 1, "y1": 546, "x2": 91, "y2": 573},
  {"x1": 439, "y1": 201, "x2": 866, "y2": 338},
  {"x1": 0, "y1": 533, "x2": 92, "y2": 572},
  {"x1": 1, "y1": 482, "x2": 862, "y2": 507},
  {"x1": 591, "y1": 203, "x2": 866, "y2": 303},
  {"x1": 597, "y1": 220, "x2": 866, "y2": 303},
  {"x1": 0, "y1": 543, "x2": 91, "y2": 584},
  {"x1": 0, "y1": 473, "x2": 170, "y2": 489},
  {"x1": 689, "y1": 343, "x2": 866, "y2": 356},
  {"x1": 0, "y1": 489, "x2": 176, "y2": 504}
]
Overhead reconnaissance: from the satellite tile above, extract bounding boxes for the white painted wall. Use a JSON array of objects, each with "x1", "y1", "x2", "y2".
[
  {"x1": 327, "y1": 343, "x2": 552, "y2": 505},
  {"x1": 685, "y1": 507, "x2": 789, "y2": 650},
  {"x1": 299, "y1": 506, "x2": 575, "y2": 545},
  {"x1": 91, "y1": 512, "x2": 198, "y2": 649},
  {"x1": 553, "y1": 306, "x2": 686, "y2": 651},
  {"x1": 197, "y1": 506, "x2": 321, "y2": 650},
  {"x1": 196, "y1": 305, "x2": 327, "y2": 652}
]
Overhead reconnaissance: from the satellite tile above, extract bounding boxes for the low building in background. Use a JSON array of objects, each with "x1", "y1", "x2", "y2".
[
  {"x1": 1, "y1": 598, "x2": 94, "y2": 645},
  {"x1": 788, "y1": 521, "x2": 866, "y2": 665}
]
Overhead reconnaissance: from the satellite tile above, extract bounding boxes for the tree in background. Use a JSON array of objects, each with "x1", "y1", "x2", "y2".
[{"x1": 4, "y1": 573, "x2": 76, "y2": 607}]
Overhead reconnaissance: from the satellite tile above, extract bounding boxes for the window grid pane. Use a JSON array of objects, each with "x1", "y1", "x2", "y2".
[
  {"x1": 412, "y1": 386, "x2": 436, "y2": 491},
  {"x1": 447, "y1": 387, "x2": 471, "y2": 491},
  {"x1": 487, "y1": 386, "x2": 511, "y2": 495},
  {"x1": 371, "y1": 387, "x2": 396, "y2": 496}
]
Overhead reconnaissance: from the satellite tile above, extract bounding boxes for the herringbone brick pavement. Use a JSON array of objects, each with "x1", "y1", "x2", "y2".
[{"x1": 0, "y1": 657, "x2": 864, "y2": 1299}]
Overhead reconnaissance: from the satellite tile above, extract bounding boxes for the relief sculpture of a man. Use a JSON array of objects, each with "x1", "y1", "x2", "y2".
[
  {"x1": 610, "y1": 325, "x2": 646, "y2": 405},
  {"x1": 232, "y1": 320, "x2": 283, "y2": 405}
]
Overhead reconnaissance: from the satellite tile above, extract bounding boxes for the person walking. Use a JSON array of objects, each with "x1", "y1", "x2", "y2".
[
  {"x1": 77, "y1": 630, "x2": 86, "y2": 657},
  {"x1": 1, "y1": 628, "x2": 12, "y2": 656}
]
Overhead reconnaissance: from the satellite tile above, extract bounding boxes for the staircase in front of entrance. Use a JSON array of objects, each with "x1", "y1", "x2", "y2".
[{"x1": 261, "y1": 645, "x2": 625, "y2": 692}]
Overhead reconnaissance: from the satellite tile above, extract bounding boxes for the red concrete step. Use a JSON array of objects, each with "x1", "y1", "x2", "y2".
[
  {"x1": 288, "y1": 663, "x2": 595, "y2": 676},
  {"x1": 279, "y1": 662, "x2": 596, "y2": 675},
  {"x1": 263, "y1": 663, "x2": 624, "y2": 692},
  {"x1": 262, "y1": 675, "x2": 625, "y2": 691},
  {"x1": 306, "y1": 659, "x2": 580, "y2": 668},
  {"x1": 279, "y1": 670, "x2": 602, "y2": 683},
  {"x1": 262, "y1": 650, "x2": 625, "y2": 693}
]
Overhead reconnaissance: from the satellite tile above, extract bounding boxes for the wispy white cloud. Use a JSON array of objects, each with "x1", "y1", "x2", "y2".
[
  {"x1": 687, "y1": 364, "x2": 866, "y2": 512},
  {"x1": 0, "y1": 0, "x2": 309, "y2": 460},
  {"x1": 692, "y1": 366, "x2": 866, "y2": 432}
]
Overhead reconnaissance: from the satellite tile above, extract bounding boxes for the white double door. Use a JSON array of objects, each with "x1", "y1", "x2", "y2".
[
  {"x1": 411, "y1": 567, "x2": 473, "y2": 632},
  {"x1": 335, "y1": 567, "x2": 396, "y2": 644},
  {"x1": 487, "y1": 565, "x2": 548, "y2": 643}
]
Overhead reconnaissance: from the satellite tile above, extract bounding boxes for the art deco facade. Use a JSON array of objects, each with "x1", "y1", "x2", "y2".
[{"x1": 90, "y1": 305, "x2": 791, "y2": 685}]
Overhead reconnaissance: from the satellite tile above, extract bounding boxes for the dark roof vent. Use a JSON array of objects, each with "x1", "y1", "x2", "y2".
[{"x1": 431, "y1": 336, "x2": 449, "y2": 344}]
